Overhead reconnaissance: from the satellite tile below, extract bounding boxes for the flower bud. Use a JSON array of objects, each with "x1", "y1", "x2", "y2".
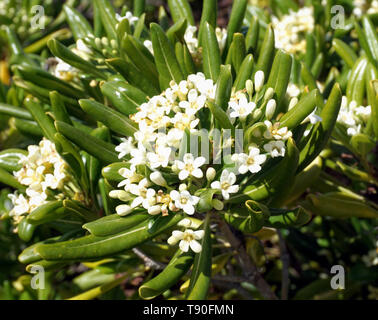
[
  {"x1": 116, "y1": 204, "x2": 132, "y2": 216},
  {"x1": 179, "y1": 183, "x2": 187, "y2": 191},
  {"x1": 206, "y1": 167, "x2": 216, "y2": 182},
  {"x1": 246, "y1": 79, "x2": 254, "y2": 97},
  {"x1": 109, "y1": 190, "x2": 132, "y2": 201},
  {"x1": 253, "y1": 108, "x2": 262, "y2": 120},
  {"x1": 178, "y1": 218, "x2": 192, "y2": 228},
  {"x1": 254, "y1": 71, "x2": 265, "y2": 92},
  {"x1": 265, "y1": 99, "x2": 276, "y2": 120},
  {"x1": 148, "y1": 205, "x2": 162, "y2": 215},
  {"x1": 212, "y1": 199, "x2": 224, "y2": 211},
  {"x1": 264, "y1": 87, "x2": 274, "y2": 100},
  {"x1": 150, "y1": 171, "x2": 167, "y2": 187}
]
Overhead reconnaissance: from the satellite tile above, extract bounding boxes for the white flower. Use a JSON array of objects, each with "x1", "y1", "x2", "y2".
[
  {"x1": 8, "y1": 193, "x2": 30, "y2": 216},
  {"x1": 128, "y1": 178, "x2": 157, "y2": 210},
  {"x1": 115, "y1": 137, "x2": 134, "y2": 159},
  {"x1": 302, "y1": 108, "x2": 322, "y2": 125},
  {"x1": 129, "y1": 142, "x2": 147, "y2": 166},
  {"x1": 184, "y1": 25, "x2": 199, "y2": 55},
  {"x1": 175, "y1": 153, "x2": 206, "y2": 180},
  {"x1": 263, "y1": 120, "x2": 292, "y2": 140},
  {"x1": 232, "y1": 147, "x2": 267, "y2": 174},
  {"x1": 287, "y1": 83, "x2": 300, "y2": 98},
  {"x1": 147, "y1": 146, "x2": 172, "y2": 169},
  {"x1": 215, "y1": 27, "x2": 227, "y2": 53},
  {"x1": 228, "y1": 94, "x2": 256, "y2": 119},
  {"x1": 116, "y1": 11, "x2": 139, "y2": 24},
  {"x1": 167, "y1": 229, "x2": 204, "y2": 253},
  {"x1": 272, "y1": 7, "x2": 314, "y2": 54},
  {"x1": 117, "y1": 166, "x2": 142, "y2": 189},
  {"x1": 211, "y1": 169, "x2": 239, "y2": 200},
  {"x1": 264, "y1": 140, "x2": 286, "y2": 158},
  {"x1": 170, "y1": 190, "x2": 199, "y2": 215},
  {"x1": 54, "y1": 58, "x2": 76, "y2": 81}
]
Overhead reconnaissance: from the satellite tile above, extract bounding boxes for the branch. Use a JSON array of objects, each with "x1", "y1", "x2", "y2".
[
  {"x1": 132, "y1": 248, "x2": 166, "y2": 270},
  {"x1": 277, "y1": 230, "x2": 290, "y2": 300},
  {"x1": 217, "y1": 218, "x2": 278, "y2": 300}
]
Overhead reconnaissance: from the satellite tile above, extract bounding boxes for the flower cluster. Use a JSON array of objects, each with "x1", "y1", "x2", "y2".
[
  {"x1": 271, "y1": 7, "x2": 315, "y2": 54},
  {"x1": 337, "y1": 96, "x2": 372, "y2": 136},
  {"x1": 0, "y1": 0, "x2": 50, "y2": 40},
  {"x1": 8, "y1": 139, "x2": 79, "y2": 224},
  {"x1": 111, "y1": 71, "x2": 299, "y2": 253},
  {"x1": 353, "y1": 0, "x2": 378, "y2": 17}
]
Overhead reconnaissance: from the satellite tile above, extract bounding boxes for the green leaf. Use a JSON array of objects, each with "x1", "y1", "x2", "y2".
[
  {"x1": 279, "y1": 89, "x2": 318, "y2": 130},
  {"x1": 105, "y1": 58, "x2": 160, "y2": 96},
  {"x1": 79, "y1": 99, "x2": 137, "y2": 137},
  {"x1": 255, "y1": 24, "x2": 275, "y2": 78},
  {"x1": 298, "y1": 83, "x2": 342, "y2": 171},
  {"x1": 93, "y1": 0, "x2": 117, "y2": 40},
  {"x1": 24, "y1": 97, "x2": 57, "y2": 141},
  {"x1": 0, "y1": 149, "x2": 26, "y2": 172},
  {"x1": 225, "y1": 0, "x2": 248, "y2": 51},
  {"x1": 100, "y1": 81, "x2": 147, "y2": 116},
  {"x1": 63, "y1": 5, "x2": 94, "y2": 41},
  {"x1": 121, "y1": 35, "x2": 159, "y2": 88},
  {"x1": 47, "y1": 39, "x2": 104, "y2": 79},
  {"x1": 233, "y1": 54, "x2": 254, "y2": 91},
  {"x1": 35, "y1": 214, "x2": 183, "y2": 260},
  {"x1": 245, "y1": 15, "x2": 259, "y2": 52},
  {"x1": 223, "y1": 200, "x2": 270, "y2": 233},
  {"x1": 0, "y1": 103, "x2": 32, "y2": 120},
  {"x1": 198, "y1": 0, "x2": 217, "y2": 47},
  {"x1": 207, "y1": 101, "x2": 233, "y2": 130},
  {"x1": 18, "y1": 217, "x2": 36, "y2": 242},
  {"x1": 346, "y1": 57, "x2": 367, "y2": 106},
  {"x1": 83, "y1": 212, "x2": 150, "y2": 236},
  {"x1": 266, "y1": 50, "x2": 292, "y2": 113},
  {"x1": 304, "y1": 193, "x2": 378, "y2": 219},
  {"x1": 167, "y1": 0, "x2": 195, "y2": 26},
  {"x1": 332, "y1": 38, "x2": 357, "y2": 69},
  {"x1": 266, "y1": 207, "x2": 311, "y2": 228},
  {"x1": 0, "y1": 167, "x2": 25, "y2": 190},
  {"x1": 55, "y1": 121, "x2": 119, "y2": 165},
  {"x1": 230, "y1": 138, "x2": 299, "y2": 203},
  {"x1": 215, "y1": 65, "x2": 233, "y2": 111},
  {"x1": 27, "y1": 201, "x2": 67, "y2": 225},
  {"x1": 139, "y1": 250, "x2": 194, "y2": 299},
  {"x1": 202, "y1": 22, "x2": 221, "y2": 81},
  {"x1": 150, "y1": 23, "x2": 185, "y2": 90}
]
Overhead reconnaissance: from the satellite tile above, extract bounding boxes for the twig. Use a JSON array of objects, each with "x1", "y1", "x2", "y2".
[
  {"x1": 277, "y1": 230, "x2": 290, "y2": 300},
  {"x1": 217, "y1": 217, "x2": 278, "y2": 300},
  {"x1": 132, "y1": 248, "x2": 166, "y2": 270}
]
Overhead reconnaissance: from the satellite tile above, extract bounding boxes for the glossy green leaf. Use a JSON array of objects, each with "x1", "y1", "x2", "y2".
[
  {"x1": 55, "y1": 121, "x2": 119, "y2": 164},
  {"x1": 150, "y1": 23, "x2": 184, "y2": 90},
  {"x1": 100, "y1": 81, "x2": 147, "y2": 116},
  {"x1": 35, "y1": 214, "x2": 183, "y2": 260},
  {"x1": 79, "y1": 99, "x2": 137, "y2": 137},
  {"x1": 202, "y1": 22, "x2": 221, "y2": 81},
  {"x1": 83, "y1": 212, "x2": 150, "y2": 237},
  {"x1": 139, "y1": 250, "x2": 194, "y2": 299}
]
